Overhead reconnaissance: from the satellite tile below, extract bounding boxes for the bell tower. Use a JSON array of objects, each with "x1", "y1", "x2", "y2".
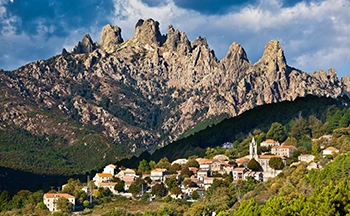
[{"x1": 249, "y1": 137, "x2": 258, "y2": 160}]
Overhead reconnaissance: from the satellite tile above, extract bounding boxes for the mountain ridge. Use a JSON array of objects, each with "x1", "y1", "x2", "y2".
[{"x1": 0, "y1": 18, "x2": 349, "y2": 174}]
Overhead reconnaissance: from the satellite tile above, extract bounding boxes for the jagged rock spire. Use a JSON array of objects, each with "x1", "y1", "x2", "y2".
[
  {"x1": 164, "y1": 24, "x2": 191, "y2": 55},
  {"x1": 221, "y1": 42, "x2": 251, "y2": 72},
  {"x1": 134, "y1": 18, "x2": 165, "y2": 46},
  {"x1": 72, "y1": 33, "x2": 97, "y2": 54},
  {"x1": 255, "y1": 40, "x2": 287, "y2": 72},
  {"x1": 100, "y1": 24, "x2": 123, "y2": 50}
]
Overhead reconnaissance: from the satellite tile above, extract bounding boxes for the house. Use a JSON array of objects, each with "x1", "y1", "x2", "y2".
[
  {"x1": 197, "y1": 169, "x2": 209, "y2": 181},
  {"x1": 222, "y1": 142, "x2": 233, "y2": 149},
  {"x1": 150, "y1": 168, "x2": 168, "y2": 182},
  {"x1": 323, "y1": 147, "x2": 339, "y2": 157},
  {"x1": 235, "y1": 156, "x2": 250, "y2": 167},
  {"x1": 260, "y1": 139, "x2": 280, "y2": 148},
  {"x1": 271, "y1": 145, "x2": 297, "y2": 157},
  {"x1": 116, "y1": 168, "x2": 136, "y2": 179},
  {"x1": 123, "y1": 176, "x2": 136, "y2": 191},
  {"x1": 96, "y1": 182, "x2": 118, "y2": 194},
  {"x1": 232, "y1": 167, "x2": 249, "y2": 181},
  {"x1": 171, "y1": 158, "x2": 188, "y2": 165},
  {"x1": 203, "y1": 177, "x2": 222, "y2": 190},
  {"x1": 43, "y1": 193, "x2": 75, "y2": 212},
  {"x1": 93, "y1": 173, "x2": 113, "y2": 184},
  {"x1": 298, "y1": 154, "x2": 315, "y2": 163},
  {"x1": 103, "y1": 164, "x2": 117, "y2": 176}
]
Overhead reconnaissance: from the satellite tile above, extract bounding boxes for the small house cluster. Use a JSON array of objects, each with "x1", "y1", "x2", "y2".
[{"x1": 43, "y1": 134, "x2": 341, "y2": 212}]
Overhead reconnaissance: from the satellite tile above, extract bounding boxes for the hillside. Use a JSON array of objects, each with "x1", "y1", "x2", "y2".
[
  {"x1": 118, "y1": 95, "x2": 349, "y2": 167},
  {"x1": 0, "y1": 18, "x2": 349, "y2": 175}
]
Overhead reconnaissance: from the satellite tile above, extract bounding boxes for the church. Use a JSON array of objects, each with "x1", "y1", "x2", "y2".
[{"x1": 243, "y1": 138, "x2": 286, "y2": 180}]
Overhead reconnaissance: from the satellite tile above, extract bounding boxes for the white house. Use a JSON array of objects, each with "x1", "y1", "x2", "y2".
[
  {"x1": 232, "y1": 167, "x2": 249, "y2": 181},
  {"x1": 43, "y1": 193, "x2": 75, "y2": 212},
  {"x1": 93, "y1": 173, "x2": 113, "y2": 184},
  {"x1": 116, "y1": 169, "x2": 136, "y2": 179},
  {"x1": 260, "y1": 139, "x2": 280, "y2": 148},
  {"x1": 298, "y1": 154, "x2": 315, "y2": 163},
  {"x1": 323, "y1": 147, "x2": 339, "y2": 157},
  {"x1": 222, "y1": 142, "x2": 233, "y2": 149},
  {"x1": 150, "y1": 168, "x2": 168, "y2": 182},
  {"x1": 103, "y1": 164, "x2": 117, "y2": 176},
  {"x1": 271, "y1": 145, "x2": 297, "y2": 157},
  {"x1": 197, "y1": 169, "x2": 209, "y2": 181}
]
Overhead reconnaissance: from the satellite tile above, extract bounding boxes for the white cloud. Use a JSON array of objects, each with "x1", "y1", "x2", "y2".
[{"x1": 109, "y1": 0, "x2": 350, "y2": 77}]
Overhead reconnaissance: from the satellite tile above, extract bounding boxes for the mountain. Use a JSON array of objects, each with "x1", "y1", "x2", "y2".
[{"x1": 0, "y1": 18, "x2": 349, "y2": 174}]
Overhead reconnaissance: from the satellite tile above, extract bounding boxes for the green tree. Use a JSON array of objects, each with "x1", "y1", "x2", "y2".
[
  {"x1": 151, "y1": 183, "x2": 167, "y2": 197},
  {"x1": 247, "y1": 159, "x2": 262, "y2": 171},
  {"x1": 83, "y1": 200, "x2": 90, "y2": 209},
  {"x1": 290, "y1": 117, "x2": 309, "y2": 140},
  {"x1": 266, "y1": 122, "x2": 287, "y2": 143},
  {"x1": 169, "y1": 163, "x2": 181, "y2": 174},
  {"x1": 128, "y1": 178, "x2": 147, "y2": 197},
  {"x1": 234, "y1": 199, "x2": 261, "y2": 216},
  {"x1": 114, "y1": 178, "x2": 125, "y2": 193},
  {"x1": 56, "y1": 197, "x2": 73, "y2": 213},
  {"x1": 185, "y1": 158, "x2": 199, "y2": 168},
  {"x1": 269, "y1": 157, "x2": 285, "y2": 170},
  {"x1": 180, "y1": 167, "x2": 193, "y2": 178},
  {"x1": 0, "y1": 190, "x2": 11, "y2": 211},
  {"x1": 170, "y1": 186, "x2": 182, "y2": 195},
  {"x1": 192, "y1": 190, "x2": 200, "y2": 200},
  {"x1": 149, "y1": 160, "x2": 157, "y2": 170},
  {"x1": 156, "y1": 157, "x2": 171, "y2": 170},
  {"x1": 138, "y1": 159, "x2": 151, "y2": 173}
]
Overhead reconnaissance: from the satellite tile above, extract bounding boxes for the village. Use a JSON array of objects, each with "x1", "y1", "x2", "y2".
[{"x1": 42, "y1": 136, "x2": 340, "y2": 212}]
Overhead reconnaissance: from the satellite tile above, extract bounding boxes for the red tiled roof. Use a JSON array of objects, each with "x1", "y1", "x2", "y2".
[
  {"x1": 44, "y1": 193, "x2": 74, "y2": 199},
  {"x1": 97, "y1": 173, "x2": 113, "y2": 177}
]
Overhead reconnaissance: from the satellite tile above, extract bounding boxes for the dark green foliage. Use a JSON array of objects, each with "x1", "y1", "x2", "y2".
[
  {"x1": 128, "y1": 178, "x2": 147, "y2": 197},
  {"x1": 247, "y1": 159, "x2": 262, "y2": 171},
  {"x1": 185, "y1": 159, "x2": 199, "y2": 168},
  {"x1": 0, "y1": 127, "x2": 123, "y2": 176},
  {"x1": 180, "y1": 167, "x2": 193, "y2": 178},
  {"x1": 113, "y1": 178, "x2": 125, "y2": 192},
  {"x1": 266, "y1": 122, "x2": 287, "y2": 143},
  {"x1": 192, "y1": 190, "x2": 200, "y2": 200},
  {"x1": 268, "y1": 157, "x2": 284, "y2": 170},
  {"x1": 234, "y1": 199, "x2": 261, "y2": 216},
  {"x1": 151, "y1": 183, "x2": 167, "y2": 197}
]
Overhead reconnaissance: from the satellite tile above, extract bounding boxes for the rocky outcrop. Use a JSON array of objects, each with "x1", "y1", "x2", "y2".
[
  {"x1": 72, "y1": 33, "x2": 97, "y2": 54},
  {"x1": 134, "y1": 18, "x2": 165, "y2": 46},
  {"x1": 100, "y1": 24, "x2": 124, "y2": 51},
  {"x1": 1, "y1": 18, "x2": 349, "y2": 159}
]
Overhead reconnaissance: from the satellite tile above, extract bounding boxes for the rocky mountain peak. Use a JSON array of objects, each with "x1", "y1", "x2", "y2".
[
  {"x1": 220, "y1": 42, "x2": 251, "y2": 78},
  {"x1": 100, "y1": 24, "x2": 124, "y2": 51},
  {"x1": 191, "y1": 36, "x2": 209, "y2": 50},
  {"x1": 164, "y1": 24, "x2": 191, "y2": 55},
  {"x1": 134, "y1": 18, "x2": 164, "y2": 46},
  {"x1": 72, "y1": 33, "x2": 97, "y2": 54},
  {"x1": 255, "y1": 40, "x2": 287, "y2": 73}
]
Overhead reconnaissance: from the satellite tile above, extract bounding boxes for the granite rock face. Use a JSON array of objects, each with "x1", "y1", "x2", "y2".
[
  {"x1": 100, "y1": 24, "x2": 124, "y2": 51},
  {"x1": 1, "y1": 18, "x2": 349, "y2": 155}
]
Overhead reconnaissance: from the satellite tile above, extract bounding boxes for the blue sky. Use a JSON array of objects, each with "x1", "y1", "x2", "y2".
[{"x1": 0, "y1": 0, "x2": 349, "y2": 78}]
